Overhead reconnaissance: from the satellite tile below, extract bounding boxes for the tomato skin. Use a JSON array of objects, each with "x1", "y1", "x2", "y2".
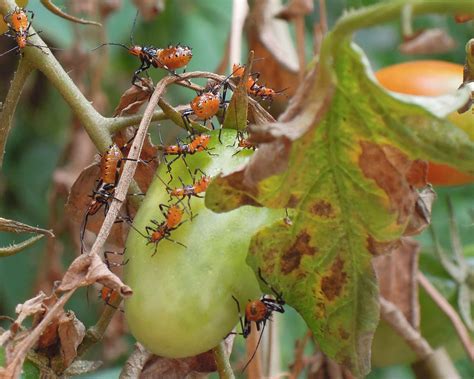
[
  {"x1": 375, "y1": 61, "x2": 474, "y2": 186},
  {"x1": 124, "y1": 130, "x2": 280, "y2": 358}
]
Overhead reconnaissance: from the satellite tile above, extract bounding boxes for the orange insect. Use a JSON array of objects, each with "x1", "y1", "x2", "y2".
[
  {"x1": 159, "y1": 133, "x2": 214, "y2": 172},
  {"x1": 230, "y1": 130, "x2": 257, "y2": 156},
  {"x1": 94, "y1": 13, "x2": 192, "y2": 84},
  {"x1": 232, "y1": 63, "x2": 287, "y2": 101},
  {"x1": 181, "y1": 69, "x2": 240, "y2": 130},
  {"x1": 1, "y1": 7, "x2": 51, "y2": 56},
  {"x1": 231, "y1": 269, "x2": 285, "y2": 371},
  {"x1": 158, "y1": 168, "x2": 211, "y2": 218},
  {"x1": 130, "y1": 204, "x2": 186, "y2": 256},
  {"x1": 80, "y1": 132, "x2": 146, "y2": 253}
]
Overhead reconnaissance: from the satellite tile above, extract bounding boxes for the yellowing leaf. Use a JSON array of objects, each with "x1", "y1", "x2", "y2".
[{"x1": 206, "y1": 38, "x2": 474, "y2": 377}]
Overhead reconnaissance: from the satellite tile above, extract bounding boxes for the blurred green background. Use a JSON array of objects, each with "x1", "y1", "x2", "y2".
[{"x1": 0, "y1": 0, "x2": 472, "y2": 378}]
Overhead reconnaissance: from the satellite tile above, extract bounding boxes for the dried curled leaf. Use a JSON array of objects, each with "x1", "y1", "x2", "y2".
[
  {"x1": 374, "y1": 238, "x2": 420, "y2": 327},
  {"x1": 40, "y1": 0, "x2": 102, "y2": 26},
  {"x1": 206, "y1": 41, "x2": 474, "y2": 376},
  {"x1": 58, "y1": 311, "x2": 86, "y2": 367},
  {"x1": 56, "y1": 253, "x2": 132, "y2": 297},
  {"x1": 113, "y1": 79, "x2": 153, "y2": 117}
]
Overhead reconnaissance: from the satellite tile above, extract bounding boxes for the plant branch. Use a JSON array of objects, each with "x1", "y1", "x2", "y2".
[
  {"x1": 77, "y1": 296, "x2": 122, "y2": 357},
  {"x1": 0, "y1": 59, "x2": 34, "y2": 169},
  {"x1": 418, "y1": 272, "x2": 474, "y2": 361},
  {"x1": 379, "y1": 296, "x2": 433, "y2": 359},
  {"x1": 119, "y1": 343, "x2": 152, "y2": 379},
  {"x1": 213, "y1": 341, "x2": 235, "y2": 379}
]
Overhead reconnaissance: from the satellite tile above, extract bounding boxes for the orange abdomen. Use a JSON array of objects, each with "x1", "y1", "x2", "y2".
[
  {"x1": 11, "y1": 10, "x2": 29, "y2": 32},
  {"x1": 157, "y1": 45, "x2": 192, "y2": 70},
  {"x1": 190, "y1": 93, "x2": 220, "y2": 120},
  {"x1": 245, "y1": 300, "x2": 268, "y2": 322},
  {"x1": 100, "y1": 144, "x2": 123, "y2": 185}
]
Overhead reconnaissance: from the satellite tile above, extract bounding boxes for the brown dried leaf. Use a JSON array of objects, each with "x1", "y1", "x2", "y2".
[
  {"x1": 400, "y1": 28, "x2": 456, "y2": 55},
  {"x1": 56, "y1": 253, "x2": 132, "y2": 297},
  {"x1": 58, "y1": 311, "x2": 86, "y2": 367},
  {"x1": 140, "y1": 351, "x2": 218, "y2": 379},
  {"x1": 113, "y1": 79, "x2": 153, "y2": 117},
  {"x1": 65, "y1": 163, "x2": 127, "y2": 248},
  {"x1": 33, "y1": 293, "x2": 61, "y2": 350},
  {"x1": 246, "y1": 0, "x2": 299, "y2": 100},
  {"x1": 373, "y1": 237, "x2": 420, "y2": 327},
  {"x1": 133, "y1": 0, "x2": 165, "y2": 21},
  {"x1": 275, "y1": 0, "x2": 313, "y2": 20},
  {"x1": 114, "y1": 130, "x2": 159, "y2": 193}
]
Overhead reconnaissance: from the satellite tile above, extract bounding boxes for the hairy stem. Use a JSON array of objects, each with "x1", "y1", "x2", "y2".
[
  {"x1": 0, "y1": 59, "x2": 34, "y2": 169},
  {"x1": 213, "y1": 341, "x2": 235, "y2": 379}
]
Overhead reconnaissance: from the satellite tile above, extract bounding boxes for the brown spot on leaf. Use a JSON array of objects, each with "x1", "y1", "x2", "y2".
[
  {"x1": 286, "y1": 194, "x2": 299, "y2": 208},
  {"x1": 315, "y1": 301, "x2": 326, "y2": 319},
  {"x1": 359, "y1": 141, "x2": 418, "y2": 225},
  {"x1": 311, "y1": 200, "x2": 333, "y2": 218},
  {"x1": 339, "y1": 327, "x2": 350, "y2": 340},
  {"x1": 281, "y1": 231, "x2": 317, "y2": 274},
  {"x1": 406, "y1": 160, "x2": 428, "y2": 188},
  {"x1": 321, "y1": 257, "x2": 347, "y2": 301}
]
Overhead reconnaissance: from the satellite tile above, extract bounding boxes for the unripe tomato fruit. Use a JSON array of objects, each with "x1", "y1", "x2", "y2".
[
  {"x1": 375, "y1": 61, "x2": 474, "y2": 186},
  {"x1": 124, "y1": 130, "x2": 280, "y2": 358}
]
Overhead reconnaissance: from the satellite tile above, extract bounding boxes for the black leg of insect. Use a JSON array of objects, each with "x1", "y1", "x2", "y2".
[{"x1": 104, "y1": 250, "x2": 129, "y2": 270}]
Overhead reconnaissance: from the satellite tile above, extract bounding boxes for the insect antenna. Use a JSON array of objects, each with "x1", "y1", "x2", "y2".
[
  {"x1": 91, "y1": 42, "x2": 130, "y2": 52},
  {"x1": 130, "y1": 10, "x2": 140, "y2": 46},
  {"x1": 241, "y1": 321, "x2": 267, "y2": 373}
]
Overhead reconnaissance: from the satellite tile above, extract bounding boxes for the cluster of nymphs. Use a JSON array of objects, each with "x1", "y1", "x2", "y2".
[{"x1": 4, "y1": 6, "x2": 287, "y2": 356}]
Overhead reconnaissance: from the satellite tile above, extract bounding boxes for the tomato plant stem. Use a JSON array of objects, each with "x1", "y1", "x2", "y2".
[{"x1": 213, "y1": 341, "x2": 235, "y2": 379}]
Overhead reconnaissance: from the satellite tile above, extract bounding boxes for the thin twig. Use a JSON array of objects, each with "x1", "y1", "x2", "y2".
[
  {"x1": 40, "y1": 0, "x2": 102, "y2": 26},
  {"x1": 0, "y1": 59, "x2": 34, "y2": 169},
  {"x1": 76, "y1": 294, "x2": 122, "y2": 356},
  {"x1": 213, "y1": 341, "x2": 235, "y2": 379},
  {"x1": 418, "y1": 272, "x2": 474, "y2": 361},
  {"x1": 379, "y1": 296, "x2": 433, "y2": 359},
  {"x1": 119, "y1": 343, "x2": 152, "y2": 379}
]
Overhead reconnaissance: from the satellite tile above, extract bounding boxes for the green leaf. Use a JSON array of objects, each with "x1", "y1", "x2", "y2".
[{"x1": 206, "y1": 38, "x2": 474, "y2": 377}]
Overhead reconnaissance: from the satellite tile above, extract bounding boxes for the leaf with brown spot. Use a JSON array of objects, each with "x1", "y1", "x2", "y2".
[{"x1": 207, "y1": 36, "x2": 474, "y2": 376}]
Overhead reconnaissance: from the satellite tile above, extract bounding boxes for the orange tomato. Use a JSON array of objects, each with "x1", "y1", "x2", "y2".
[{"x1": 376, "y1": 61, "x2": 474, "y2": 186}]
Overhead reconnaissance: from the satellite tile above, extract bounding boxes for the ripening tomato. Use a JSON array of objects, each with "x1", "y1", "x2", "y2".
[{"x1": 376, "y1": 61, "x2": 474, "y2": 186}]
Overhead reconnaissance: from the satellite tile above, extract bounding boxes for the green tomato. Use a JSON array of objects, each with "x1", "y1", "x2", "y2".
[{"x1": 124, "y1": 130, "x2": 281, "y2": 358}]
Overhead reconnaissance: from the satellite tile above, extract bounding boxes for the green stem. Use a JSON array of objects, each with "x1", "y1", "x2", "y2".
[
  {"x1": 0, "y1": 59, "x2": 33, "y2": 169},
  {"x1": 213, "y1": 341, "x2": 235, "y2": 379},
  {"x1": 107, "y1": 110, "x2": 169, "y2": 134},
  {"x1": 77, "y1": 296, "x2": 122, "y2": 357}
]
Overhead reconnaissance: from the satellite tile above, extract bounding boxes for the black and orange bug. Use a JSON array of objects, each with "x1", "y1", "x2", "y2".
[
  {"x1": 229, "y1": 130, "x2": 257, "y2": 156},
  {"x1": 93, "y1": 12, "x2": 192, "y2": 85},
  {"x1": 80, "y1": 132, "x2": 147, "y2": 253},
  {"x1": 231, "y1": 269, "x2": 285, "y2": 371},
  {"x1": 0, "y1": 7, "x2": 51, "y2": 57},
  {"x1": 232, "y1": 63, "x2": 287, "y2": 102},
  {"x1": 157, "y1": 168, "x2": 211, "y2": 219},
  {"x1": 99, "y1": 286, "x2": 123, "y2": 311},
  {"x1": 129, "y1": 203, "x2": 187, "y2": 256},
  {"x1": 159, "y1": 133, "x2": 214, "y2": 173},
  {"x1": 181, "y1": 69, "x2": 241, "y2": 132}
]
